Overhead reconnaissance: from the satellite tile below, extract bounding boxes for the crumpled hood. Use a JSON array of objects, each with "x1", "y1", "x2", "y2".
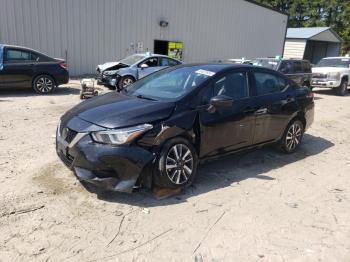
[
  {"x1": 312, "y1": 67, "x2": 348, "y2": 74},
  {"x1": 97, "y1": 62, "x2": 120, "y2": 72},
  {"x1": 62, "y1": 92, "x2": 175, "y2": 129}
]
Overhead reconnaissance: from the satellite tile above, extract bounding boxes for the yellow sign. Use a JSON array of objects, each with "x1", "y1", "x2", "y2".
[{"x1": 168, "y1": 41, "x2": 183, "y2": 60}]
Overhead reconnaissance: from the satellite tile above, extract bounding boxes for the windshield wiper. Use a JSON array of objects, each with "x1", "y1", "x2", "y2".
[{"x1": 136, "y1": 94, "x2": 157, "y2": 101}]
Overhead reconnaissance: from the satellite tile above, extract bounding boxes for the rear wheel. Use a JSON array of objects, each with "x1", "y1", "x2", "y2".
[
  {"x1": 279, "y1": 119, "x2": 304, "y2": 153},
  {"x1": 336, "y1": 79, "x2": 348, "y2": 96},
  {"x1": 154, "y1": 137, "x2": 198, "y2": 189},
  {"x1": 33, "y1": 75, "x2": 56, "y2": 94}
]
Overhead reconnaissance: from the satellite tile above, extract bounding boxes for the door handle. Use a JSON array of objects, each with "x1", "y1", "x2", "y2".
[{"x1": 255, "y1": 108, "x2": 268, "y2": 115}]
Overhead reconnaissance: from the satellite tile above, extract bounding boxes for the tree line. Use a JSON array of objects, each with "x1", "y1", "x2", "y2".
[{"x1": 255, "y1": 0, "x2": 350, "y2": 53}]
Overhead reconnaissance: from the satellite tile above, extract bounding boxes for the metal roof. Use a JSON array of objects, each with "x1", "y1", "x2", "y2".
[{"x1": 286, "y1": 27, "x2": 343, "y2": 42}]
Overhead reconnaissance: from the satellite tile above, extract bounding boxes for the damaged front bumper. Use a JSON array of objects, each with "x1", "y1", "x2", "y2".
[{"x1": 56, "y1": 117, "x2": 155, "y2": 193}]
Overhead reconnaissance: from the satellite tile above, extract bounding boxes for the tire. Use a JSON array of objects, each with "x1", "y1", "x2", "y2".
[
  {"x1": 153, "y1": 137, "x2": 198, "y2": 189},
  {"x1": 336, "y1": 79, "x2": 348, "y2": 96},
  {"x1": 33, "y1": 75, "x2": 56, "y2": 94},
  {"x1": 118, "y1": 76, "x2": 135, "y2": 91},
  {"x1": 279, "y1": 119, "x2": 304, "y2": 154}
]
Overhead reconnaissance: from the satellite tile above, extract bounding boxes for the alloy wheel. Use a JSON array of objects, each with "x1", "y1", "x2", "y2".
[
  {"x1": 36, "y1": 77, "x2": 53, "y2": 93},
  {"x1": 165, "y1": 144, "x2": 194, "y2": 185},
  {"x1": 285, "y1": 122, "x2": 302, "y2": 151},
  {"x1": 122, "y1": 78, "x2": 133, "y2": 88}
]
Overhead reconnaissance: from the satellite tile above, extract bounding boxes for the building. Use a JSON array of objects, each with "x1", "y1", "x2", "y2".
[
  {"x1": 283, "y1": 27, "x2": 343, "y2": 64},
  {"x1": 0, "y1": 0, "x2": 288, "y2": 75}
]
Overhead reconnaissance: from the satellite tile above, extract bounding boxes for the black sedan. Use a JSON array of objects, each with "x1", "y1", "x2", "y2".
[
  {"x1": 0, "y1": 44, "x2": 69, "y2": 93},
  {"x1": 56, "y1": 64, "x2": 314, "y2": 193}
]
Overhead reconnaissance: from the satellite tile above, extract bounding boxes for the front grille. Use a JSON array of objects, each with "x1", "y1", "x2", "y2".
[
  {"x1": 313, "y1": 73, "x2": 327, "y2": 79},
  {"x1": 65, "y1": 129, "x2": 78, "y2": 143}
]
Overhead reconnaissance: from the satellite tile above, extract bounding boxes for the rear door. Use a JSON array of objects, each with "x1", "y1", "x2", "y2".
[
  {"x1": 198, "y1": 69, "x2": 256, "y2": 157},
  {"x1": 137, "y1": 57, "x2": 161, "y2": 79},
  {"x1": 251, "y1": 69, "x2": 297, "y2": 144},
  {"x1": 1, "y1": 48, "x2": 35, "y2": 87}
]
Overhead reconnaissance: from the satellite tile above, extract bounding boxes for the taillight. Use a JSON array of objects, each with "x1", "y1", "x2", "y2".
[
  {"x1": 307, "y1": 92, "x2": 314, "y2": 101},
  {"x1": 59, "y1": 62, "x2": 67, "y2": 69}
]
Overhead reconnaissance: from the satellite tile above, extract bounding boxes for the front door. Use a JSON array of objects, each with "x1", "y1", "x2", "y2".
[
  {"x1": 137, "y1": 57, "x2": 161, "y2": 79},
  {"x1": 198, "y1": 70, "x2": 255, "y2": 157},
  {"x1": 1, "y1": 48, "x2": 34, "y2": 87}
]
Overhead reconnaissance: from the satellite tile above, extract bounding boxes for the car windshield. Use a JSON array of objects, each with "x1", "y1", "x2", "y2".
[
  {"x1": 316, "y1": 58, "x2": 350, "y2": 68},
  {"x1": 124, "y1": 66, "x2": 219, "y2": 101},
  {"x1": 252, "y1": 59, "x2": 279, "y2": 70},
  {"x1": 119, "y1": 54, "x2": 146, "y2": 65}
]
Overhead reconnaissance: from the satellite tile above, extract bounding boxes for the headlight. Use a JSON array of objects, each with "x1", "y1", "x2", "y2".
[
  {"x1": 104, "y1": 70, "x2": 118, "y2": 76},
  {"x1": 91, "y1": 124, "x2": 153, "y2": 145},
  {"x1": 327, "y1": 72, "x2": 340, "y2": 80}
]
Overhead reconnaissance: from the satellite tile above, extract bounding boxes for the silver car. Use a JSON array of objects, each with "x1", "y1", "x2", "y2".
[{"x1": 96, "y1": 53, "x2": 182, "y2": 90}]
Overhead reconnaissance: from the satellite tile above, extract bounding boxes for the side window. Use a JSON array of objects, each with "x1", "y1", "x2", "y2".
[
  {"x1": 279, "y1": 61, "x2": 293, "y2": 74},
  {"x1": 254, "y1": 72, "x2": 287, "y2": 96},
  {"x1": 142, "y1": 57, "x2": 158, "y2": 67},
  {"x1": 168, "y1": 59, "x2": 180, "y2": 66},
  {"x1": 160, "y1": 58, "x2": 170, "y2": 66},
  {"x1": 31, "y1": 52, "x2": 40, "y2": 61},
  {"x1": 5, "y1": 49, "x2": 31, "y2": 62},
  {"x1": 302, "y1": 61, "x2": 311, "y2": 73},
  {"x1": 294, "y1": 61, "x2": 303, "y2": 73},
  {"x1": 201, "y1": 71, "x2": 248, "y2": 104}
]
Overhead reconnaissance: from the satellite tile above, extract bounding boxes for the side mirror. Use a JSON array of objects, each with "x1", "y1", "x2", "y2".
[
  {"x1": 208, "y1": 95, "x2": 233, "y2": 113},
  {"x1": 140, "y1": 63, "x2": 149, "y2": 69}
]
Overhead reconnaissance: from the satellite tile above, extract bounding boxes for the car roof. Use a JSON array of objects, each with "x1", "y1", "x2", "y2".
[{"x1": 2, "y1": 44, "x2": 36, "y2": 52}]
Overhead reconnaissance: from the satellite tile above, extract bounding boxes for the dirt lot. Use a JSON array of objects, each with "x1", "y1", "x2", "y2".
[{"x1": 0, "y1": 81, "x2": 349, "y2": 262}]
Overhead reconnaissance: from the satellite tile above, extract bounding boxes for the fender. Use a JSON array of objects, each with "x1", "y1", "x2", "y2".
[{"x1": 138, "y1": 110, "x2": 198, "y2": 147}]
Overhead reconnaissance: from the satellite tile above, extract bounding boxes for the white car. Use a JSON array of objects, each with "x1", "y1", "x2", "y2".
[{"x1": 312, "y1": 57, "x2": 350, "y2": 96}]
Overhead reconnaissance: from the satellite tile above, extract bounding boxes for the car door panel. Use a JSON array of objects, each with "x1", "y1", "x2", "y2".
[
  {"x1": 1, "y1": 48, "x2": 34, "y2": 87},
  {"x1": 251, "y1": 70, "x2": 298, "y2": 144},
  {"x1": 137, "y1": 57, "x2": 161, "y2": 79},
  {"x1": 198, "y1": 70, "x2": 255, "y2": 157},
  {"x1": 199, "y1": 99, "x2": 255, "y2": 157}
]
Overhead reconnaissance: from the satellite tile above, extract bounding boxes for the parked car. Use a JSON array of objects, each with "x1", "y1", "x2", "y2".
[
  {"x1": 252, "y1": 58, "x2": 312, "y2": 88},
  {"x1": 0, "y1": 44, "x2": 69, "y2": 93},
  {"x1": 96, "y1": 53, "x2": 182, "y2": 90},
  {"x1": 311, "y1": 56, "x2": 350, "y2": 96},
  {"x1": 56, "y1": 64, "x2": 314, "y2": 193}
]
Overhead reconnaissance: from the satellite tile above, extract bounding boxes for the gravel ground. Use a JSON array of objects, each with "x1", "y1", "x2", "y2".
[{"x1": 0, "y1": 81, "x2": 349, "y2": 262}]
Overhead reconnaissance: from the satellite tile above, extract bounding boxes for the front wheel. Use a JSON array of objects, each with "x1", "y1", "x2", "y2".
[
  {"x1": 118, "y1": 76, "x2": 135, "y2": 91},
  {"x1": 33, "y1": 75, "x2": 56, "y2": 94},
  {"x1": 336, "y1": 79, "x2": 348, "y2": 96},
  {"x1": 154, "y1": 137, "x2": 198, "y2": 189},
  {"x1": 279, "y1": 119, "x2": 304, "y2": 153}
]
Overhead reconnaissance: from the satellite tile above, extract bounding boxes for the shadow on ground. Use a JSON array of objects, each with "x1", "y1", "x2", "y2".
[
  {"x1": 92, "y1": 134, "x2": 334, "y2": 207},
  {"x1": 0, "y1": 86, "x2": 80, "y2": 98}
]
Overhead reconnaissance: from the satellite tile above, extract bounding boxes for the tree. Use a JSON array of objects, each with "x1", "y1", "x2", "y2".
[{"x1": 255, "y1": 0, "x2": 350, "y2": 53}]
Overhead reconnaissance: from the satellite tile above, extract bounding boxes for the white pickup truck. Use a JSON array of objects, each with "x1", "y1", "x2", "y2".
[{"x1": 312, "y1": 57, "x2": 350, "y2": 96}]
